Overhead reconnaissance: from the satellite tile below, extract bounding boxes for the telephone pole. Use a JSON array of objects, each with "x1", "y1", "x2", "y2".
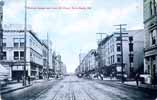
[
  {"x1": 23, "y1": 0, "x2": 27, "y2": 86},
  {"x1": 47, "y1": 33, "x2": 49, "y2": 79},
  {"x1": 0, "y1": 1, "x2": 4, "y2": 61},
  {"x1": 96, "y1": 33, "x2": 107, "y2": 44},
  {"x1": 114, "y1": 24, "x2": 127, "y2": 83}
]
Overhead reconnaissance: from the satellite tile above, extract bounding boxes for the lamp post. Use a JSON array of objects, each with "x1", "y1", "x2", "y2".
[{"x1": 23, "y1": 0, "x2": 27, "y2": 86}]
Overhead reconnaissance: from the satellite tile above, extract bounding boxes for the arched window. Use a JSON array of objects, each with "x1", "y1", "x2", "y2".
[{"x1": 150, "y1": 29, "x2": 156, "y2": 45}]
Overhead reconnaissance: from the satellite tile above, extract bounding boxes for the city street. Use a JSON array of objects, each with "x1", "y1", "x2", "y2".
[{"x1": 1, "y1": 76, "x2": 157, "y2": 100}]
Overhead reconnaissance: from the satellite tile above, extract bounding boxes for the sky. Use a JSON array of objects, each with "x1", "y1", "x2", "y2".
[{"x1": 3, "y1": 0, "x2": 144, "y2": 73}]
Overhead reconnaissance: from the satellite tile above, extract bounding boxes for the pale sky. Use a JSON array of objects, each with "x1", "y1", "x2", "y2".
[{"x1": 3, "y1": 0, "x2": 144, "y2": 73}]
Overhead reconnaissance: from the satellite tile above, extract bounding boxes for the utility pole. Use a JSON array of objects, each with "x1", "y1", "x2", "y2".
[
  {"x1": 47, "y1": 33, "x2": 49, "y2": 79},
  {"x1": 0, "y1": 1, "x2": 4, "y2": 61},
  {"x1": 114, "y1": 24, "x2": 127, "y2": 83},
  {"x1": 23, "y1": 0, "x2": 27, "y2": 86},
  {"x1": 96, "y1": 33, "x2": 106, "y2": 44},
  {"x1": 96, "y1": 33, "x2": 107, "y2": 79}
]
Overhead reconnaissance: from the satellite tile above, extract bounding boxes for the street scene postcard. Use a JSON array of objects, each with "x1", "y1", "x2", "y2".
[{"x1": 0, "y1": 0, "x2": 157, "y2": 100}]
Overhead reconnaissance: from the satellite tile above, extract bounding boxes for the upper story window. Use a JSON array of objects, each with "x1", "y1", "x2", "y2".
[
  {"x1": 3, "y1": 38, "x2": 6, "y2": 48},
  {"x1": 13, "y1": 38, "x2": 25, "y2": 48},
  {"x1": 116, "y1": 37, "x2": 121, "y2": 41},
  {"x1": 2, "y1": 52, "x2": 6, "y2": 60},
  {"x1": 14, "y1": 51, "x2": 19, "y2": 60},
  {"x1": 3, "y1": 42, "x2": 6, "y2": 48},
  {"x1": 150, "y1": 29, "x2": 156, "y2": 45},
  {"x1": 14, "y1": 38, "x2": 19, "y2": 48},
  {"x1": 150, "y1": 1, "x2": 153, "y2": 16},
  {"x1": 117, "y1": 44, "x2": 121, "y2": 52},
  {"x1": 20, "y1": 51, "x2": 24, "y2": 60},
  {"x1": 129, "y1": 43, "x2": 133, "y2": 52},
  {"x1": 117, "y1": 56, "x2": 121, "y2": 63},
  {"x1": 20, "y1": 38, "x2": 24, "y2": 48},
  {"x1": 129, "y1": 54, "x2": 134, "y2": 63}
]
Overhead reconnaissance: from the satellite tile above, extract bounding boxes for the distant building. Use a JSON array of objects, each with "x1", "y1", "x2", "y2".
[
  {"x1": 41, "y1": 39, "x2": 53, "y2": 78},
  {"x1": 77, "y1": 49, "x2": 97, "y2": 75},
  {"x1": 42, "y1": 41, "x2": 48, "y2": 79},
  {"x1": 0, "y1": 1, "x2": 4, "y2": 60},
  {"x1": 143, "y1": 0, "x2": 157, "y2": 84},
  {"x1": 79, "y1": 53, "x2": 86, "y2": 64},
  {"x1": 52, "y1": 52, "x2": 66, "y2": 76}
]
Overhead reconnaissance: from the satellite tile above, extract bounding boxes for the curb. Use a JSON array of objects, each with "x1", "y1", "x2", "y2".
[{"x1": 0, "y1": 84, "x2": 32, "y2": 95}]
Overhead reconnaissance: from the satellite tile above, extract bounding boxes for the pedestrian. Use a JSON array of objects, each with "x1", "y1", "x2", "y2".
[
  {"x1": 135, "y1": 73, "x2": 140, "y2": 87},
  {"x1": 28, "y1": 76, "x2": 31, "y2": 85}
]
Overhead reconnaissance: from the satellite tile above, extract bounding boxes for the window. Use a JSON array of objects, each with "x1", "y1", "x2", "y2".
[
  {"x1": 14, "y1": 51, "x2": 19, "y2": 60},
  {"x1": 117, "y1": 55, "x2": 121, "y2": 63},
  {"x1": 20, "y1": 38, "x2": 24, "y2": 47},
  {"x1": 20, "y1": 42, "x2": 24, "y2": 48},
  {"x1": 129, "y1": 54, "x2": 134, "y2": 63},
  {"x1": 129, "y1": 36, "x2": 133, "y2": 42},
  {"x1": 117, "y1": 57, "x2": 121, "y2": 63},
  {"x1": 116, "y1": 37, "x2": 121, "y2": 41},
  {"x1": 2, "y1": 52, "x2": 6, "y2": 60},
  {"x1": 152, "y1": 56, "x2": 156, "y2": 61},
  {"x1": 150, "y1": 1, "x2": 153, "y2": 16},
  {"x1": 151, "y1": 30, "x2": 156, "y2": 45},
  {"x1": 20, "y1": 51, "x2": 24, "y2": 60},
  {"x1": 147, "y1": 65, "x2": 150, "y2": 74},
  {"x1": 3, "y1": 38, "x2": 6, "y2": 48},
  {"x1": 129, "y1": 43, "x2": 133, "y2": 51},
  {"x1": 117, "y1": 45, "x2": 121, "y2": 52},
  {"x1": 3, "y1": 42, "x2": 6, "y2": 48},
  {"x1": 113, "y1": 55, "x2": 115, "y2": 63},
  {"x1": 14, "y1": 38, "x2": 19, "y2": 48}
]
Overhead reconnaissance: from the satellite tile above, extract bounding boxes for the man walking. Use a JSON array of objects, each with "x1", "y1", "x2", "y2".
[{"x1": 135, "y1": 73, "x2": 140, "y2": 87}]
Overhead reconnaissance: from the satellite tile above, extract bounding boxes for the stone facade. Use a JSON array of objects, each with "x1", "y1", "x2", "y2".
[{"x1": 143, "y1": 0, "x2": 157, "y2": 84}]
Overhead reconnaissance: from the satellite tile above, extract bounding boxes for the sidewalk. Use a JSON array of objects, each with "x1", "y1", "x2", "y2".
[
  {"x1": 91, "y1": 77, "x2": 157, "y2": 91},
  {"x1": 0, "y1": 79, "x2": 54, "y2": 94},
  {"x1": 0, "y1": 82, "x2": 32, "y2": 94},
  {"x1": 122, "y1": 81, "x2": 157, "y2": 90}
]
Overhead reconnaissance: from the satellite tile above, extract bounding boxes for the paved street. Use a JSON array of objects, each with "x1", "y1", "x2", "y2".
[{"x1": 1, "y1": 76, "x2": 157, "y2": 100}]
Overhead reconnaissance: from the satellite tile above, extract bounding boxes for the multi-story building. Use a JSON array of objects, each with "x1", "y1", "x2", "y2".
[
  {"x1": 77, "y1": 49, "x2": 97, "y2": 75},
  {"x1": 97, "y1": 29, "x2": 144, "y2": 77},
  {"x1": 1, "y1": 24, "x2": 43, "y2": 80},
  {"x1": 42, "y1": 42, "x2": 48, "y2": 79},
  {"x1": 143, "y1": 0, "x2": 157, "y2": 84},
  {"x1": 0, "y1": 1, "x2": 4, "y2": 60},
  {"x1": 52, "y1": 52, "x2": 66, "y2": 76}
]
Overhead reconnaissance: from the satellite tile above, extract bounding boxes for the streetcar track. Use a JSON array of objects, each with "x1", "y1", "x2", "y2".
[
  {"x1": 78, "y1": 83, "x2": 97, "y2": 100},
  {"x1": 31, "y1": 80, "x2": 59, "y2": 100},
  {"x1": 51, "y1": 85, "x2": 64, "y2": 100}
]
